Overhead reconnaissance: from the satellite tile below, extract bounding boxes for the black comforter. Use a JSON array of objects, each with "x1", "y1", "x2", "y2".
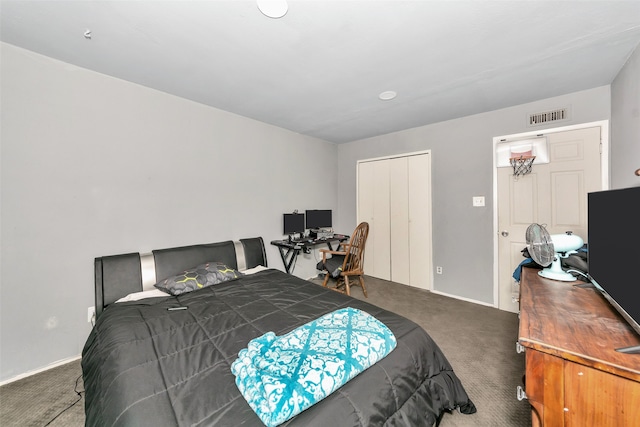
[{"x1": 82, "y1": 269, "x2": 475, "y2": 426}]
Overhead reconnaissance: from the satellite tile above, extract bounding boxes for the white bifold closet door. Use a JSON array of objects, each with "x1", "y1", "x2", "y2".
[
  {"x1": 358, "y1": 152, "x2": 432, "y2": 290},
  {"x1": 358, "y1": 159, "x2": 391, "y2": 280}
]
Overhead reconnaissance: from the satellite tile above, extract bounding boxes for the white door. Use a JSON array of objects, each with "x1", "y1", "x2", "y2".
[
  {"x1": 358, "y1": 152, "x2": 432, "y2": 288},
  {"x1": 408, "y1": 154, "x2": 432, "y2": 290},
  {"x1": 497, "y1": 127, "x2": 602, "y2": 312},
  {"x1": 358, "y1": 159, "x2": 391, "y2": 280},
  {"x1": 390, "y1": 157, "x2": 410, "y2": 285}
]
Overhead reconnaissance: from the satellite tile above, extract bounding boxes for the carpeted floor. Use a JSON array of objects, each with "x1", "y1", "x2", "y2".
[
  {"x1": 0, "y1": 276, "x2": 530, "y2": 426},
  {"x1": 337, "y1": 276, "x2": 531, "y2": 427},
  {"x1": 0, "y1": 358, "x2": 85, "y2": 427}
]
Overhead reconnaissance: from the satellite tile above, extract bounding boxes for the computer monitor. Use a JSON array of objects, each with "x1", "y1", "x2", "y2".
[
  {"x1": 283, "y1": 213, "x2": 305, "y2": 235},
  {"x1": 305, "y1": 209, "x2": 332, "y2": 229}
]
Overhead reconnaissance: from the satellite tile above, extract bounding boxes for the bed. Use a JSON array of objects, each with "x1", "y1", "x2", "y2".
[{"x1": 82, "y1": 237, "x2": 476, "y2": 426}]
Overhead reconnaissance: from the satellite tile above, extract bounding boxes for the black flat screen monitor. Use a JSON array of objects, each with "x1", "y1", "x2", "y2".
[
  {"x1": 283, "y1": 213, "x2": 305, "y2": 235},
  {"x1": 588, "y1": 186, "x2": 640, "y2": 353},
  {"x1": 305, "y1": 210, "x2": 332, "y2": 229}
]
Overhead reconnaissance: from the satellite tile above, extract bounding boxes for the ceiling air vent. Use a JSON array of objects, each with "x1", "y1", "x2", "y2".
[{"x1": 527, "y1": 107, "x2": 570, "y2": 127}]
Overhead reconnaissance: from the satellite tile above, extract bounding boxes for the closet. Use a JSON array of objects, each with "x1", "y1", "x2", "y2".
[{"x1": 357, "y1": 151, "x2": 432, "y2": 290}]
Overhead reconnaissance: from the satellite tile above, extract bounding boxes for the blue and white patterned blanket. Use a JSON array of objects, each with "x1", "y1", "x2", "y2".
[{"x1": 231, "y1": 307, "x2": 397, "y2": 427}]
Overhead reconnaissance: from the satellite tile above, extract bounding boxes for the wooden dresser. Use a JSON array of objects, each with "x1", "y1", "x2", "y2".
[{"x1": 518, "y1": 267, "x2": 640, "y2": 426}]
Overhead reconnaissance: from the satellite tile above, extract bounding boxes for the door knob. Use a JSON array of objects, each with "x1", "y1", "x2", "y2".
[{"x1": 501, "y1": 231, "x2": 509, "y2": 237}]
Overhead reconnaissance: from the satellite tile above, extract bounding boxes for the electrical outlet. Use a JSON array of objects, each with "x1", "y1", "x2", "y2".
[
  {"x1": 472, "y1": 196, "x2": 485, "y2": 207},
  {"x1": 87, "y1": 306, "x2": 95, "y2": 323},
  {"x1": 436, "y1": 266, "x2": 443, "y2": 275}
]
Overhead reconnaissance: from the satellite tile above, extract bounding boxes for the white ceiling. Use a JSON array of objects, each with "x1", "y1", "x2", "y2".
[{"x1": 2, "y1": 0, "x2": 640, "y2": 144}]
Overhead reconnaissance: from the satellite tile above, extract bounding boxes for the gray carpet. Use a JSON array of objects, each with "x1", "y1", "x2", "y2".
[
  {"x1": 0, "y1": 358, "x2": 85, "y2": 427},
  {"x1": 336, "y1": 276, "x2": 531, "y2": 427},
  {"x1": 0, "y1": 276, "x2": 530, "y2": 426}
]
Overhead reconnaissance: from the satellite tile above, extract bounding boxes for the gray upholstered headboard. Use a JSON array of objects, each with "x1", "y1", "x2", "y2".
[{"x1": 94, "y1": 237, "x2": 267, "y2": 318}]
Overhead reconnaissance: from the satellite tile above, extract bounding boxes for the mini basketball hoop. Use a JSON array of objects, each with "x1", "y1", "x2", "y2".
[{"x1": 510, "y1": 155, "x2": 536, "y2": 178}]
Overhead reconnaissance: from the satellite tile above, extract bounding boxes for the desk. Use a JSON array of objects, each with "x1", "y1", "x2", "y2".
[
  {"x1": 518, "y1": 267, "x2": 640, "y2": 426},
  {"x1": 270, "y1": 235, "x2": 349, "y2": 274}
]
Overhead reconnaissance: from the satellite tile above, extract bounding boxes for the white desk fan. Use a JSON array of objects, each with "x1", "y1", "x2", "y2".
[{"x1": 525, "y1": 223, "x2": 584, "y2": 282}]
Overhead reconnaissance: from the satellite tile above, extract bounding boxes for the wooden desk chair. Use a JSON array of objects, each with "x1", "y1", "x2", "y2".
[{"x1": 317, "y1": 222, "x2": 369, "y2": 297}]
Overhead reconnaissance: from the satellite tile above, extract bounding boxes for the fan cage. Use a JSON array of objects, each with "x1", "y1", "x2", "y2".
[{"x1": 526, "y1": 223, "x2": 554, "y2": 267}]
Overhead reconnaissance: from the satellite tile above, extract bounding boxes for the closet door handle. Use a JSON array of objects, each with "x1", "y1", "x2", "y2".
[{"x1": 501, "y1": 230, "x2": 509, "y2": 237}]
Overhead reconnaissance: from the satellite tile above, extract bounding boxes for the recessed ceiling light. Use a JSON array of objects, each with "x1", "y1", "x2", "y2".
[
  {"x1": 257, "y1": 0, "x2": 288, "y2": 19},
  {"x1": 379, "y1": 91, "x2": 397, "y2": 101}
]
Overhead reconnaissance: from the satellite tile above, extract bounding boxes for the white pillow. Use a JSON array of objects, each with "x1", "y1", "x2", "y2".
[
  {"x1": 116, "y1": 289, "x2": 169, "y2": 303},
  {"x1": 241, "y1": 265, "x2": 270, "y2": 275}
]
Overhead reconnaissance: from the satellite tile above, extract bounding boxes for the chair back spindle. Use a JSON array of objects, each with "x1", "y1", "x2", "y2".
[{"x1": 344, "y1": 222, "x2": 368, "y2": 273}]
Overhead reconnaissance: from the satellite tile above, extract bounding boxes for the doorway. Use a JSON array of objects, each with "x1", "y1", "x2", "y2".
[{"x1": 493, "y1": 121, "x2": 608, "y2": 312}]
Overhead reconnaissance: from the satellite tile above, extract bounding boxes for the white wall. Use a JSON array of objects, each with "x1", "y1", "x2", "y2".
[
  {"x1": 611, "y1": 43, "x2": 640, "y2": 189},
  {"x1": 337, "y1": 86, "x2": 611, "y2": 304},
  {"x1": 0, "y1": 43, "x2": 338, "y2": 382}
]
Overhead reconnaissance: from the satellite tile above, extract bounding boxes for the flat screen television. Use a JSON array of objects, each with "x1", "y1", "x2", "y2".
[
  {"x1": 305, "y1": 209, "x2": 332, "y2": 229},
  {"x1": 587, "y1": 186, "x2": 640, "y2": 353},
  {"x1": 283, "y1": 213, "x2": 305, "y2": 235}
]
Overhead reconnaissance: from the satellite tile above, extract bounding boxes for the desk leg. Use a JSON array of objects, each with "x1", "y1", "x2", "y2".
[{"x1": 277, "y1": 247, "x2": 299, "y2": 274}]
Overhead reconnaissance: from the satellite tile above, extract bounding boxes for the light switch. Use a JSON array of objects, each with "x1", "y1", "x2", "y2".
[{"x1": 473, "y1": 196, "x2": 485, "y2": 207}]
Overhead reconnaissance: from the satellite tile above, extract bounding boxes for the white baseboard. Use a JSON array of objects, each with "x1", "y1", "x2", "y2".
[
  {"x1": 0, "y1": 355, "x2": 81, "y2": 387},
  {"x1": 430, "y1": 289, "x2": 496, "y2": 308}
]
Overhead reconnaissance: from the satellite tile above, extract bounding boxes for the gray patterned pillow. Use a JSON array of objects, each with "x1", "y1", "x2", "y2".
[{"x1": 154, "y1": 261, "x2": 243, "y2": 296}]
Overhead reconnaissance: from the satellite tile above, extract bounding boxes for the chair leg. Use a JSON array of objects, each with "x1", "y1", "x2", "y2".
[
  {"x1": 359, "y1": 275, "x2": 367, "y2": 298},
  {"x1": 344, "y1": 276, "x2": 351, "y2": 296},
  {"x1": 322, "y1": 273, "x2": 330, "y2": 288}
]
